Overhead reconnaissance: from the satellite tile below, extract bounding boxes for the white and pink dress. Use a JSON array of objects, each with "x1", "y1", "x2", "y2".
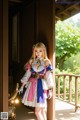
[{"x1": 20, "y1": 58, "x2": 54, "y2": 107}]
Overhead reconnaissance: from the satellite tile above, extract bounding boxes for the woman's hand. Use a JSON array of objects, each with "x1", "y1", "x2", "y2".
[
  {"x1": 47, "y1": 89, "x2": 53, "y2": 99},
  {"x1": 18, "y1": 86, "x2": 24, "y2": 94}
]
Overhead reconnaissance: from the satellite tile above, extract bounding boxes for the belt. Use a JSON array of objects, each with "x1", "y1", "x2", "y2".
[{"x1": 31, "y1": 74, "x2": 44, "y2": 79}]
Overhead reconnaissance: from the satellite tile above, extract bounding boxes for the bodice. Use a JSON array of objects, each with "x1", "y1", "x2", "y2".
[{"x1": 31, "y1": 58, "x2": 46, "y2": 75}]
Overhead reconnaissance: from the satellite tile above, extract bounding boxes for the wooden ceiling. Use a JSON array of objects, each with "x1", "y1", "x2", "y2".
[
  {"x1": 55, "y1": 0, "x2": 80, "y2": 21},
  {"x1": 9, "y1": 0, "x2": 80, "y2": 21}
]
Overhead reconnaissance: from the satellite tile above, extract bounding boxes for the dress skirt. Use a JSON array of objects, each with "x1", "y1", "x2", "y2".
[{"x1": 21, "y1": 77, "x2": 47, "y2": 108}]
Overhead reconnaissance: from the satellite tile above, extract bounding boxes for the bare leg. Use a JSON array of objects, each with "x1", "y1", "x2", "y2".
[
  {"x1": 35, "y1": 107, "x2": 44, "y2": 120},
  {"x1": 41, "y1": 107, "x2": 47, "y2": 120}
]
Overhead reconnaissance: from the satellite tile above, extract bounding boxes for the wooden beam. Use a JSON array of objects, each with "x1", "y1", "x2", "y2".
[{"x1": 56, "y1": 3, "x2": 79, "y2": 15}]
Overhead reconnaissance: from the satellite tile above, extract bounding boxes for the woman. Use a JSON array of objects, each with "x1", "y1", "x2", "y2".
[{"x1": 18, "y1": 42, "x2": 54, "y2": 120}]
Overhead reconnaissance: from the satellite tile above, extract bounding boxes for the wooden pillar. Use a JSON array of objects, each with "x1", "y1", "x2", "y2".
[
  {"x1": 0, "y1": 0, "x2": 8, "y2": 112},
  {"x1": 0, "y1": 0, "x2": 3, "y2": 111},
  {"x1": 35, "y1": 0, "x2": 55, "y2": 119}
]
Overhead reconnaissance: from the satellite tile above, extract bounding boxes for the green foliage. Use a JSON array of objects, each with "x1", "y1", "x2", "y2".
[
  {"x1": 63, "y1": 53, "x2": 80, "y2": 74},
  {"x1": 55, "y1": 17, "x2": 80, "y2": 102},
  {"x1": 56, "y1": 20, "x2": 80, "y2": 70}
]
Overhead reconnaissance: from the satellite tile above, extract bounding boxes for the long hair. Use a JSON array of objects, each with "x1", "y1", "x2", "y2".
[{"x1": 24, "y1": 42, "x2": 49, "y2": 69}]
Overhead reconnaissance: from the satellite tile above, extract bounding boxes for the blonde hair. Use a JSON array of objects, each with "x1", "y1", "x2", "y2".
[
  {"x1": 25, "y1": 42, "x2": 51, "y2": 68},
  {"x1": 31, "y1": 42, "x2": 48, "y2": 61}
]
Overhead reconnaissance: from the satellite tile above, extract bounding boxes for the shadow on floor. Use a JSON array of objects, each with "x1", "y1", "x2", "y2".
[
  {"x1": 55, "y1": 109, "x2": 80, "y2": 120},
  {"x1": 55, "y1": 99, "x2": 80, "y2": 120},
  {"x1": 16, "y1": 103, "x2": 36, "y2": 120}
]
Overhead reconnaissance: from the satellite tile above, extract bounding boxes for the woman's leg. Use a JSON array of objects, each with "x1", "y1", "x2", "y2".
[
  {"x1": 41, "y1": 107, "x2": 47, "y2": 120},
  {"x1": 35, "y1": 107, "x2": 44, "y2": 120}
]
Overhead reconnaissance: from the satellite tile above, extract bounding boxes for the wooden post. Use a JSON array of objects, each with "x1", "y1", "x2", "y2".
[
  {"x1": 75, "y1": 77, "x2": 78, "y2": 111},
  {"x1": 58, "y1": 76, "x2": 60, "y2": 99},
  {"x1": 0, "y1": 0, "x2": 8, "y2": 112},
  {"x1": 69, "y1": 76, "x2": 72, "y2": 102},
  {"x1": 63, "y1": 76, "x2": 66, "y2": 100}
]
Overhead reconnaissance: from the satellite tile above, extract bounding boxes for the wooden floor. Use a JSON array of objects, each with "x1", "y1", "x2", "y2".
[
  {"x1": 16, "y1": 99, "x2": 80, "y2": 120},
  {"x1": 55, "y1": 99, "x2": 80, "y2": 120}
]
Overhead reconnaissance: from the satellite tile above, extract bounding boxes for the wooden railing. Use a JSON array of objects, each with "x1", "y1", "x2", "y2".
[{"x1": 55, "y1": 74, "x2": 80, "y2": 111}]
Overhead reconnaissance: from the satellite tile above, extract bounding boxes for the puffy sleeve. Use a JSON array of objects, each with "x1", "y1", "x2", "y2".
[
  {"x1": 45, "y1": 60, "x2": 54, "y2": 89},
  {"x1": 20, "y1": 62, "x2": 31, "y2": 84},
  {"x1": 20, "y1": 69, "x2": 31, "y2": 84}
]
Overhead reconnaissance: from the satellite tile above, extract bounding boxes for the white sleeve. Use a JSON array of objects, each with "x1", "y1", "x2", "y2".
[
  {"x1": 20, "y1": 69, "x2": 31, "y2": 84},
  {"x1": 46, "y1": 71, "x2": 54, "y2": 89}
]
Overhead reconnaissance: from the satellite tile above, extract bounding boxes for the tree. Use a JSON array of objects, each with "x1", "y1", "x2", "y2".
[{"x1": 55, "y1": 20, "x2": 80, "y2": 70}]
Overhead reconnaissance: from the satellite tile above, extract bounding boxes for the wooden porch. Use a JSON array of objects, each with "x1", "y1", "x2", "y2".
[
  {"x1": 15, "y1": 98, "x2": 80, "y2": 120},
  {"x1": 55, "y1": 74, "x2": 80, "y2": 120},
  {"x1": 55, "y1": 74, "x2": 80, "y2": 112}
]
